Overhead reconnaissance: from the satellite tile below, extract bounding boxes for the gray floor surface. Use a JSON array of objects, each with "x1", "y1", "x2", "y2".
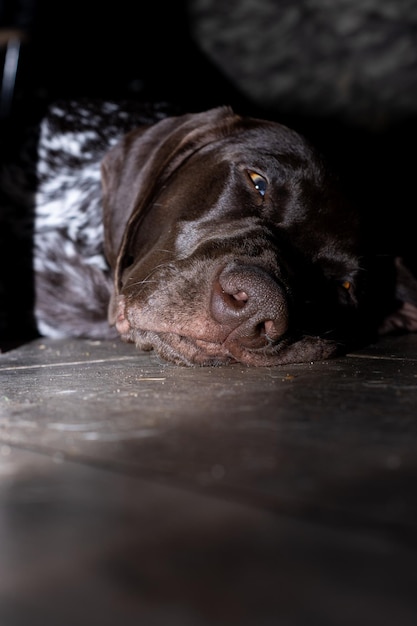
[{"x1": 1, "y1": 333, "x2": 417, "y2": 625}]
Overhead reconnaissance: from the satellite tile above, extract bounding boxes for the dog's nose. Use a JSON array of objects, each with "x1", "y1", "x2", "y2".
[{"x1": 211, "y1": 264, "x2": 289, "y2": 349}]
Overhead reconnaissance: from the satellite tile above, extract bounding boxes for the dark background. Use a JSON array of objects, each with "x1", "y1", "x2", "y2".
[
  {"x1": 1, "y1": 0, "x2": 245, "y2": 115},
  {"x1": 1, "y1": 0, "x2": 417, "y2": 343}
]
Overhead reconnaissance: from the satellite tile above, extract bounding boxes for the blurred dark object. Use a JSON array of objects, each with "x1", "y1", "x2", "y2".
[
  {"x1": 0, "y1": 0, "x2": 34, "y2": 117},
  {"x1": 189, "y1": 0, "x2": 417, "y2": 129},
  {"x1": 0, "y1": 28, "x2": 24, "y2": 118}
]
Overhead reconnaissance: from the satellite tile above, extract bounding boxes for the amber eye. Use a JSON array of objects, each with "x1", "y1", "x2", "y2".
[
  {"x1": 248, "y1": 170, "x2": 267, "y2": 197},
  {"x1": 341, "y1": 280, "x2": 351, "y2": 291}
]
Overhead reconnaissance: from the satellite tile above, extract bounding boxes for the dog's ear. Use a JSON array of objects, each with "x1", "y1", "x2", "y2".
[
  {"x1": 101, "y1": 124, "x2": 149, "y2": 271},
  {"x1": 100, "y1": 106, "x2": 237, "y2": 291}
]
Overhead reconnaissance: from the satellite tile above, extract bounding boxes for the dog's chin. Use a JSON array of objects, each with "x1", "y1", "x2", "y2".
[
  {"x1": 116, "y1": 327, "x2": 341, "y2": 367},
  {"x1": 134, "y1": 331, "x2": 237, "y2": 367}
]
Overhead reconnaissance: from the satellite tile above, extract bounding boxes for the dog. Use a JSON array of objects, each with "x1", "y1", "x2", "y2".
[{"x1": 7, "y1": 99, "x2": 417, "y2": 366}]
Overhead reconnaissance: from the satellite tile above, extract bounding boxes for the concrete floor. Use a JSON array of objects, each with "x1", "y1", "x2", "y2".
[{"x1": 1, "y1": 333, "x2": 417, "y2": 625}]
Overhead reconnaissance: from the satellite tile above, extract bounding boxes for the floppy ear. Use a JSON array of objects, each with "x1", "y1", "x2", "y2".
[
  {"x1": 101, "y1": 124, "x2": 150, "y2": 270},
  {"x1": 100, "y1": 106, "x2": 237, "y2": 292}
]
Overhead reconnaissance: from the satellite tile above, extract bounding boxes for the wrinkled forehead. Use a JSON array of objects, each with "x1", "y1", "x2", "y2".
[{"x1": 189, "y1": 124, "x2": 321, "y2": 178}]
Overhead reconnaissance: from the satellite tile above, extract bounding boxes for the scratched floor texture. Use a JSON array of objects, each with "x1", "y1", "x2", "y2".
[{"x1": 0, "y1": 334, "x2": 417, "y2": 626}]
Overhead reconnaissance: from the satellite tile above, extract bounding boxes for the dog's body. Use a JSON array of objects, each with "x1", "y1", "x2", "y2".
[
  {"x1": 4, "y1": 99, "x2": 417, "y2": 365},
  {"x1": 33, "y1": 100, "x2": 179, "y2": 340}
]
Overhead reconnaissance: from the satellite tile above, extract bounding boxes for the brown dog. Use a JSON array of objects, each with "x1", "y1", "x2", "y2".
[
  {"x1": 30, "y1": 101, "x2": 417, "y2": 366},
  {"x1": 101, "y1": 106, "x2": 363, "y2": 366}
]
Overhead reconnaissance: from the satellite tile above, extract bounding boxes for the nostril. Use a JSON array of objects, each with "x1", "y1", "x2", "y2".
[
  {"x1": 232, "y1": 290, "x2": 249, "y2": 303},
  {"x1": 262, "y1": 319, "x2": 285, "y2": 342},
  {"x1": 212, "y1": 283, "x2": 247, "y2": 322},
  {"x1": 264, "y1": 319, "x2": 276, "y2": 340},
  {"x1": 222, "y1": 289, "x2": 249, "y2": 310}
]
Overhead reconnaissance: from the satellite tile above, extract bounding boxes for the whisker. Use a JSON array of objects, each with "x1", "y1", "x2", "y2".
[
  {"x1": 152, "y1": 248, "x2": 175, "y2": 256},
  {"x1": 126, "y1": 261, "x2": 178, "y2": 294}
]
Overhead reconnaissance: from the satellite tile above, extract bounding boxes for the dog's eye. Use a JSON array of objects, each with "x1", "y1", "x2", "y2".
[
  {"x1": 338, "y1": 279, "x2": 356, "y2": 305},
  {"x1": 248, "y1": 171, "x2": 267, "y2": 197}
]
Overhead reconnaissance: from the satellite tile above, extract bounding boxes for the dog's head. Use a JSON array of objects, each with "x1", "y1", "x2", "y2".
[{"x1": 101, "y1": 106, "x2": 362, "y2": 366}]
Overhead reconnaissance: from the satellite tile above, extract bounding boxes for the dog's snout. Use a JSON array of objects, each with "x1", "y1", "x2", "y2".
[{"x1": 211, "y1": 264, "x2": 289, "y2": 348}]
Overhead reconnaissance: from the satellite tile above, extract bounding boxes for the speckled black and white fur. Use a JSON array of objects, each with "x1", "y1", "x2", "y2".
[{"x1": 32, "y1": 99, "x2": 178, "y2": 339}]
